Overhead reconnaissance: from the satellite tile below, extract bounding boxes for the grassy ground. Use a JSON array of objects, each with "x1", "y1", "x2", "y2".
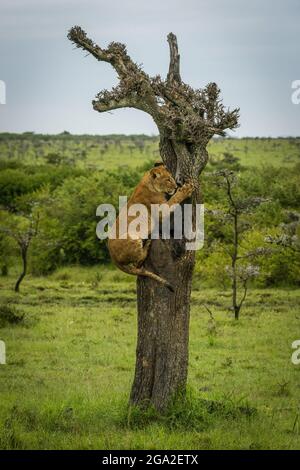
[{"x1": 0, "y1": 266, "x2": 300, "y2": 449}]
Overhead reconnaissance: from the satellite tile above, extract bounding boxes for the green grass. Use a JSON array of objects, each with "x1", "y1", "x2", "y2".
[
  {"x1": 207, "y1": 137, "x2": 300, "y2": 168},
  {"x1": 0, "y1": 266, "x2": 300, "y2": 449}
]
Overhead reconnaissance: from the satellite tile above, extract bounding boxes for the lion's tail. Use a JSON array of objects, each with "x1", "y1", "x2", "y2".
[{"x1": 115, "y1": 262, "x2": 174, "y2": 292}]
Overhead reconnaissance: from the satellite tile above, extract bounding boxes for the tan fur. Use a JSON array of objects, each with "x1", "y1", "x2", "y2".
[{"x1": 108, "y1": 164, "x2": 193, "y2": 290}]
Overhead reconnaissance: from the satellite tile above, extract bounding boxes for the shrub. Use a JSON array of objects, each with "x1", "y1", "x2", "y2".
[{"x1": 0, "y1": 304, "x2": 25, "y2": 327}]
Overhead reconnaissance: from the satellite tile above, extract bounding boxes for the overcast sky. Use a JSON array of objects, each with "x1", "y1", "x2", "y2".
[{"x1": 0, "y1": 0, "x2": 299, "y2": 136}]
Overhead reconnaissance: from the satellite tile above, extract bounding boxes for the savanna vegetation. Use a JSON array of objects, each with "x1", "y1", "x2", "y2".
[{"x1": 0, "y1": 132, "x2": 300, "y2": 449}]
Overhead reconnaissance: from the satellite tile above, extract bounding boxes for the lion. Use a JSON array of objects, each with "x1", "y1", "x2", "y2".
[{"x1": 107, "y1": 163, "x2": 193, "y2": 291}]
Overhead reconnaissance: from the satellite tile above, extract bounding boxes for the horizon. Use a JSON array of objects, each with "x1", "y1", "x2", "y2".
[{"x1": 0, "y1": 131, "x2": 300, "y2": 139}]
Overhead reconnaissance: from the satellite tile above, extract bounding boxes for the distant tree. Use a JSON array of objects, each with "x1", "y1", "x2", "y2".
[
  {"x1": 0, "y1": 209, "x2": 40, "y2": 292},
  {"x1": 208, "y1": 170, "x2": 270, "y2": 319},
  {"x1": 134, "y1": 139, "x2": 145, "y2": 153},
  {"x1": 45, "y1": 152, "x2": 63, "y2": 165}
]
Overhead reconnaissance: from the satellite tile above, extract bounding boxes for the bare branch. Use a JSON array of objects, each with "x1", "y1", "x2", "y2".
[
  {"x1": 237, "y1": 247, "x2": 272, "y2": 260},
  {"x1": 92, "y1": 88, "x2": 141, "y2": 113},
  {"x1": 202, "y1": 303, "x2": 215, "y2": 320},
  {"x1": 167, "y1": 33, "x2": 181, "y2": 84},
  {"x1": 68, "y1": 26, "x2": 139, "y2": 79}
]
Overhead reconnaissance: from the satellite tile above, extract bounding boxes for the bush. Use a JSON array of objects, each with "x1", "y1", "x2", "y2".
[{"x1": 0, "y1": 304, "x2": 25, "y2": 327}]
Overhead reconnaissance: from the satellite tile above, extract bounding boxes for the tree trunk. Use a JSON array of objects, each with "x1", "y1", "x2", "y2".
[
  {"x1": 232, "y1": 213, "x2": 239, "y2": 320},
  {"x1": 130, "y1": 139, "x2": 201, "y2": 411},
  {"x1": 130, "y1": 238, "x2": 195, "y2": 411},
  {"x1": 15, "y1": 247, "x2": 27, "y2": 293}
]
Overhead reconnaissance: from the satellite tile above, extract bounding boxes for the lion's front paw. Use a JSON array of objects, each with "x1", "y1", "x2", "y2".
[{"x1": 179, "y1": 181, "x2": 194, "y2": 198}]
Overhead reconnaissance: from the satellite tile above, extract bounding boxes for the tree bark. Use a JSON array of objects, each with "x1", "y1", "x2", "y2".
[
  {"x1": 130, "y1": 139, "x2": 198, "y2": 411},
  {"x1": 130, "y1": 239, "x2": 195, "y2": 411}
]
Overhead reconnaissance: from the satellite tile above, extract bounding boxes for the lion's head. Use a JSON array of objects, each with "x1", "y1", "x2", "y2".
[{"x1": 149, "y1": 164, "x2": 177, "y2": 195}]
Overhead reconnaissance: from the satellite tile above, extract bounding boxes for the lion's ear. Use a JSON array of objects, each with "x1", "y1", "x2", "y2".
[
  {"x1": 150, "y1": 168, "x2": 161, "y2": 179},
  {"x1": 154, "y1": 161, "x2": 164, "y2": 167}
]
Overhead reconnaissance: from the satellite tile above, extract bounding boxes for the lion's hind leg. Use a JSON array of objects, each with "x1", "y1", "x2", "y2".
[
  {"x1": 142, "y1": 239, "x2": 151, "y2": 254},
  {"x1": 136, "y1": 239, "x2": 151, "y2": 268}
]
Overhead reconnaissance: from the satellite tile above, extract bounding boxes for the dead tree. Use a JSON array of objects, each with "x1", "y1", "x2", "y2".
[{"x1": 68, "y1": 27, "x2": 239, "y2": 410}]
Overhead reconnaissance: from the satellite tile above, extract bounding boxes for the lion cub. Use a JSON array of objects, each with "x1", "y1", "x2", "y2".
[{"x1": 108, "y1": 163, "x2": 193, "y2": 290}]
